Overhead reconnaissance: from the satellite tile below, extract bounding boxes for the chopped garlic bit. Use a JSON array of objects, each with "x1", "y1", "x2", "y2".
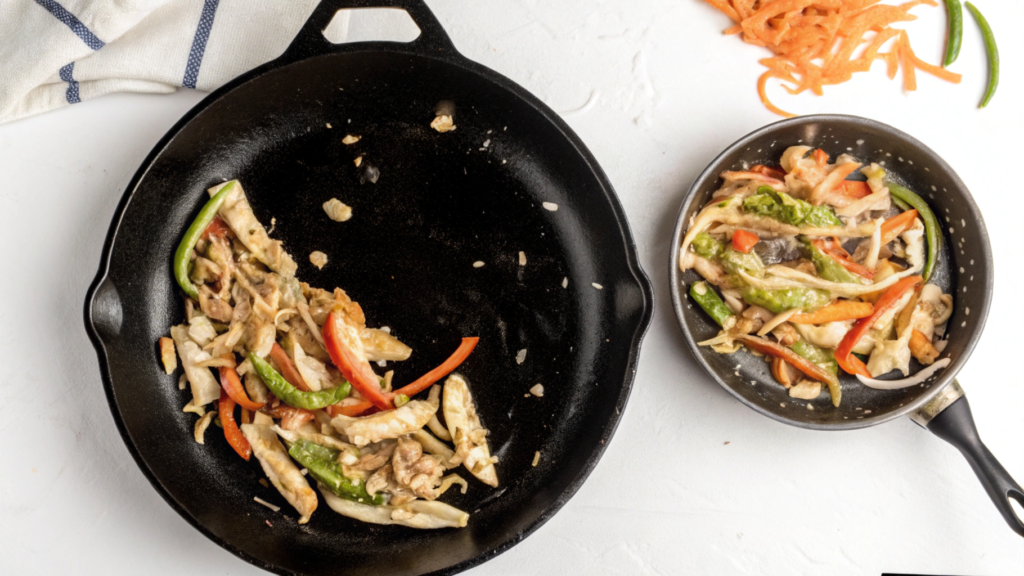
[
  {"x1": 561, "y1": 277, "x2": 568, "y2": 289},
  {"x1": 322, "y1": 198, "x2": 353, "y2": 222},
  {"x1": 431, "y1": 114, "x2": 456, "y2": 133},
  {"x1": 592, "y1": 283, "x2": 603, "y2": 290},
  {"x1": 518, "y1": 251, "x2": 527, "y2": 266},
  {"x1": 473, "y1": 261, "x2": 485, "y2": 268},
  {"x1": 542, "y1": 202, "x2": 558, "y2": 211},
  {"x1": 529, "y1": 384, "x2": 544, "y2": 397},
  {"x1": 354, "y1": 156, "x2": 363, "y2": 167},
  {"x1": 309, "y1": 251, "x2": 328, "y2": 269},
  {"x1": 326, "y1": 123, "x2": 332, "y2": 129},
  {"x1": 516, "y1": 349, "x2": 527, "y2": 365},
  {"x1": 342, "y1": 134, "x2": 361, "y2": 145},
  {"x1": 532, "y1": 451, "x2": 541, "y2": 467}
]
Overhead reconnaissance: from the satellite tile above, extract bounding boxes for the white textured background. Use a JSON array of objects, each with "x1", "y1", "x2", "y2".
[{"x1": 1, "y1": 1, "x2": 1022, "y2": 574}]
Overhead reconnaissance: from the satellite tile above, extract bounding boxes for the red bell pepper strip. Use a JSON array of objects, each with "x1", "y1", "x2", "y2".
[
  {"x1": 834, "y1": 275, "x2": 922, "y2": 377},
  {"x1": 879, "y1": 209, "x2": 918, "y2": 245},
  {"x1": 326, "y1": 337, "x2": 480, "y2": 416},
  {"x1": 323, "y1": 311, "x2": 391, "y2": 410},
  {"x1": 731, "y1": 229, "x2": 760, "y2": 254},
  {"x1": 836, "y1": 180, "x2": 872, "y2": 200},
  {"x1": 813, "y1": 148, "x2": 829, "y2": 165},
  {"x1": 270, "y1": 342, "x2": 310, "y2": 392},
  {"x1": 218, "y1": 362, "x2": 265, "y2": 411},
  {"x1": 751, "y1": 164, "x2": 787, "y2": 180},
  {"x1": 202, "y1": 216, "x2": 232, "y2": 240},
  {"x1": 219, "y1": 388, "x2": 251, "y2": 461}
]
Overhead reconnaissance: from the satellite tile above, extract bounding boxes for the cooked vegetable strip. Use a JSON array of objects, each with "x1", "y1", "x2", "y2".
[
  {"x1": 790, "y1": 301, "x2": 874, "y2": 324},
  {"x1": 943, "y1": 0, "x2": 963, "y2": 66},
  {"x1": 219, "y1": 388, "x2": 251, "y2": 460},
  {"x1": 218, "y1": 364, "x2": 265, "y2": 411},
  {"x1": 250, "y1": 353, "x2": 350, "y2": 410},
  {"x1": 319, "y1": 489, "x2": 469, "y2": 529},
  {"x1": 887, "y1": 184, "x2": 940, "y2": 281},
  {"x1": 690, "y1": 281, "x2": 734, "y2": 327},
  {"x1": 835, "y1": 276, "x2": 923, "y2": 377},
  {"x1": 241, "y1": 423, "x2": 318, "y2": 523},
  {"x1": 331, "y1": 400, "x2": 438, "y2": 447},
  {"x1": 735, "y1": 335, "x2": 841, "y2": 407},
  {"x1": 805, "y1": 239, "x2": 862, "y2": 284},
  {"x1": 270, "y1": 342, "x2": 311, "y2": 391},
  {"x1": 174, "y1": 181, "x2": 235, "y2": 300},
  {"x1": 880, "y1": 209, "x2": 918, "y2": 244},
  {"x1": 323, "y1": 311, "x2": 391, "y2": 410},
  {"x1": 965, "y1": 2, "x2": 998, "y2": 108},
  {"x1": 288, "y1": 439, "x2": 385, "y2": 505}
]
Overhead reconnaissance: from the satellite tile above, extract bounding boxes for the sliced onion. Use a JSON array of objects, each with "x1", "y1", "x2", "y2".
[{"x1": 855, "y1": 358, "x2": 951, "y2": 390}]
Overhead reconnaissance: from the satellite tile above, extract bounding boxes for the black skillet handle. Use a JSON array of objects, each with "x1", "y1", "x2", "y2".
[
  {"x1": 912, "y1": 380, "x2": 1024, "y2": 537},
  {"x1": 280, "y1": 0, "x2": 459, "y2": 63}
]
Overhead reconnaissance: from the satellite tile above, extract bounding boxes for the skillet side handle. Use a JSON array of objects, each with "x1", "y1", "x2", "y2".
[
  {"x1": 914, "y1": 382, "x2": 1024, "y2": 537},
  {"x1": 281, "y1": 0, "x2": 458, "y2": 63}
]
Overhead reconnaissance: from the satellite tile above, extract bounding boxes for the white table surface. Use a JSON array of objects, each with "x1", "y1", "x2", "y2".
[{"x1": 1, "y1": 1, "x2": 1022, "y2": 574}]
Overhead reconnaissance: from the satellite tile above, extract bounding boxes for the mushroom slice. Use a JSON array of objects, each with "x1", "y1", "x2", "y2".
[
  {"x1": 443, "y1": 374, "x2": 499, "y2": 487},
  {"x1": 240, "y1": 423, "x2": 317, "y2": 523}
]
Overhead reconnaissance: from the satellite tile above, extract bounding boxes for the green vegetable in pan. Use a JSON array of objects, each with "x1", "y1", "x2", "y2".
[
  {"x1": 249, "y1": 352, "x2": 351, "y2": 410},
  {"x1": 887, "y1": 183, "x2": 941, "y2": 281},
  {"x1": 173, "y1": 181, "x2": 236, "y2": 300},
  {"x1": 288, "y1": 439, "x2": 385, "y2": 505},
  {"x1": 740, "y1": 286, "x2": 831, "y2": 314},
  {"x1": 689, "y1": 281, "x2": 734, "y2": 327},
  {"x1": 803, "y1": 238, "x2": 861, "y2": 284}
]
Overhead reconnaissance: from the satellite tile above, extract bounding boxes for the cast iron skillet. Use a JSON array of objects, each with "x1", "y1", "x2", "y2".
[
  {"x1": 670, "y1": 115, "x2": 1023, "y2": 537},
  {"x1": 83, "y1": 0, "x2": 653, "y2": 573}
]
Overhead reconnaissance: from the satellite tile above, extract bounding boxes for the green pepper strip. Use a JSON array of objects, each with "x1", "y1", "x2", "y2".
[
  {"x1": 887, "y1": 183, "x2": 941, "y2": 282},
  {"x1": 802, "y1": 238, "x2": 860, "y2": 284},
  {"x1": 689, "y1": 281, "x2": 733, "y2": 327},
  {"x1": 249, "y1": 353, "x2": 351, "y2": 410},
  {"x1": 288, "y1": 439, "x2": 385, "y2": 505},
  {"x1": 943, "y1": 0, "x2": 963, "y2": 67},
  {"x1": 173, "y1": 181, "x2": 236, "y2": 300},
  {"x1": 965, "y1": 2, "x2": 998, "y2": 108}
]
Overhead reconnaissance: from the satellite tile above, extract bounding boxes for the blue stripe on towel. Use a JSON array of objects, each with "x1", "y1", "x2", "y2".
[
  {"x1": 182, "y1": 0, "x2": 221, "y2": 89},
  {"x1": 59, "y1": 63, "x2": 81, "y2": 104},
  {"x1": 34, "y1": 0, "x2": 105, "y2": 50}
]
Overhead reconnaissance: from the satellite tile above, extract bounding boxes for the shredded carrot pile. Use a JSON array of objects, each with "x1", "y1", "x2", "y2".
[{"x1": 705, "y1": 0, "x2": 962, "y2": 116}]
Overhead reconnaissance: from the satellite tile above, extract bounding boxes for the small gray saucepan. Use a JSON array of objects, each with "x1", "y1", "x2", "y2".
[{"x1": 669, "y1": 114, "x2": 1023, "y2": 537}]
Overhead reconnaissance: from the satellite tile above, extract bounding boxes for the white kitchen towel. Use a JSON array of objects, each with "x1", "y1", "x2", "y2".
[{"x1": 0, "y1": 0, "x2": 352, "y2": 124}]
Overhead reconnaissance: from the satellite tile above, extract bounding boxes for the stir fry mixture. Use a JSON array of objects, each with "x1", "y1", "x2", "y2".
[
  {"x1": 157, "y1": 180, "x2": 497, "y2": 528},
  {"x1": 680, "y1": 147, "x2": 954, "y2": 405}
]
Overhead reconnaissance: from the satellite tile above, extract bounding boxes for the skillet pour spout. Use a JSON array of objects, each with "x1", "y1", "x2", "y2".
[{"x1": 669, "y1": 114, "x2": 1023, "y2": 538}]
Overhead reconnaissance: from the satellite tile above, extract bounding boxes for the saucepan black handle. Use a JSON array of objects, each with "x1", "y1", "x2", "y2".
[
  {"x1": 280, "y1": 0, "x2": 459, "y2": 64},
  {"x1": 923, "y1": 392, "x2": 1024, "y2": 537}
]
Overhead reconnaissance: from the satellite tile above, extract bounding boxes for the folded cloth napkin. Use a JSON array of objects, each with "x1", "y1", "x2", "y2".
[{"x1": 0, "y1": 0, "x2": 352, "y2": 124}]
